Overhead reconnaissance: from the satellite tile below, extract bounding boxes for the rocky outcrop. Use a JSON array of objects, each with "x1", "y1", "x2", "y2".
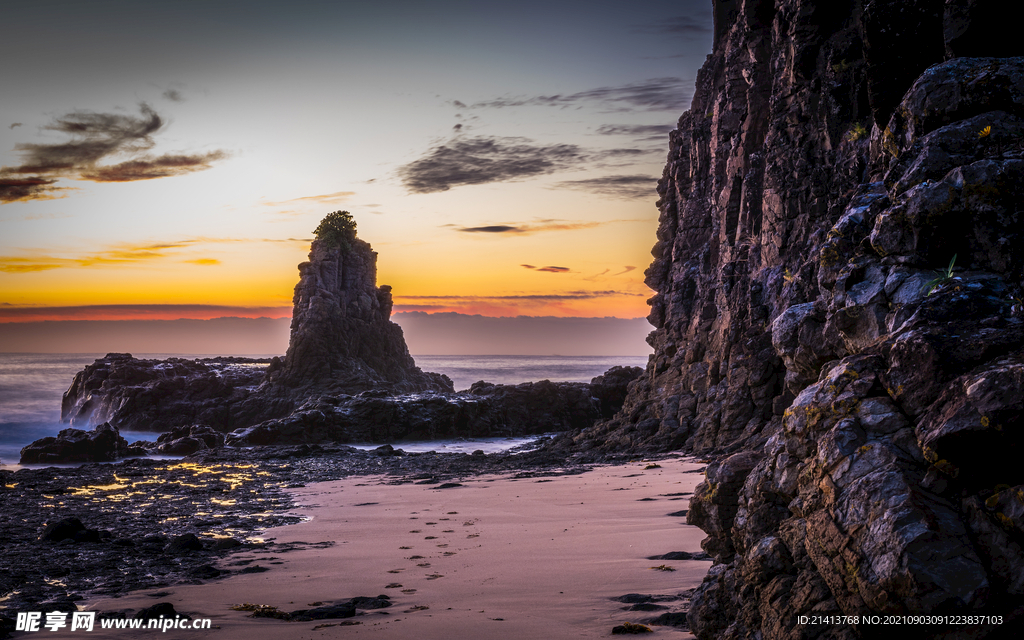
[
  {"x1": 61, "y1": 355, "x2": 273, "y2": 432},
  {"x1": 60, "y1": 235, "x2": 450, "y2": 435},
  {"x1": 268, "y1": 236, "x2": 452, "y2": 394},
  {"x1": 19, "y1": 424, "x2": 146, "y2": 464},
  {"x1": 554, "y1": 0, "x2": 1024, "y2": 637},
  {"x1": 226, "y1": 380, "x2": 603, "y2": 446}
]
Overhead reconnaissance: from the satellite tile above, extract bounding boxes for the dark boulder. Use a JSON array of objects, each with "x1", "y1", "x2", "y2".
[
  {"x1": 20, "y1": 423, "x2": 139, "y2": 464},
  {"x1": 156, "y1": 425, "x2": 225, "y2": 455},
  {"x1": 39, "y1": 517, "x2": 107, "y2": 543}
]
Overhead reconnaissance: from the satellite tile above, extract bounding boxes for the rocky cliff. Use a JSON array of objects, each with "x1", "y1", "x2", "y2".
[{"x1": 555, "y1": 0, "x2": 1024, "y2": 637}]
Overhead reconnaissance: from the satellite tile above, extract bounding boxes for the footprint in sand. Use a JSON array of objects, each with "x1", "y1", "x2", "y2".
[
  {"x1": 410, "y1": 530, "x2": 422, "y2": 533},
  {"x1": 425, "y1": 574, "x2": 444, "y2": 580},
  {"x1": 417, "y1": 563, "x2": 431, "y2": 567},
  {"x1": 401, "y1": 589, "x2": 416, "y2": 594},
  {"x1": 425, "y1": 536, "x2": 437, "y2": 540}
]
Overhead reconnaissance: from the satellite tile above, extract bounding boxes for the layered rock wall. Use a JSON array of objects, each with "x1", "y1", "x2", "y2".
[{"x1": 558, "y1": 0, "x2": 1024, "y2": 636}]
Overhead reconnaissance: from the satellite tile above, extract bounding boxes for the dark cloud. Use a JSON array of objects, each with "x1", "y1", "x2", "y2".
[
  {"x1": 459, "y1": 225, "x2": 525, "y2": 234},
  {"x1": 536, "y1": 266, "x2": 569, "y2": 273},
  {"x1": 633, "y1": 16, "x2": 712, "y2": 36},
  {"x1": 163, "y1": 89, "x2": 184, "y2": 102},
  {"x1": 0, "y1": 177, "x2": 64, "y2": 204},
  {"x1": 596, "y1": 148, "x2": 648, "y2": 158},
  {"x1": 521, "y1": 264, "x2": 536, "y2": 269},
  {"x1": 596, "y1": 124, "x2": 672, "y2": 139},
  {"x1": 555, "y1": 174, "x2": 657, "y2": 199},
  {"x1": 399, "y1": 136, "x2": 584, "y2": 193},
  {"x1": 0, "y1": 103, "x2": 228, "y2": 203},
  {"x1": 613, "y1": 266, "x2": 637, "y2": 276},
  {"x1": 466, "y1": 78, "x2": 687, "y2": 112},
  {"x1": 9, "y1": 123, "x2": 22, "y2": 129},
  {"x1": 451, "y1": 219, "x2": 603, "y2": 236},
  {"x1": 80, "y1": 151, "x2": 228, "y2": 182}
]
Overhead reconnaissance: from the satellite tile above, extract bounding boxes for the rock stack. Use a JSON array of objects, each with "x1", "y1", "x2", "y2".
[{"x1": 267, "y1": 234, "x2": 452, "y2": 394}]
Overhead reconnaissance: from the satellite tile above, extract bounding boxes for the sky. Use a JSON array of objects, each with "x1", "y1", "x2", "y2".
[{"x1": 1, "y1": 0, "x2": 713, "y2": 332}]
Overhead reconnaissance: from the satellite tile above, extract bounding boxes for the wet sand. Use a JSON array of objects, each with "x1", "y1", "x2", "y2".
[{"x1": 86, "y1": 457, "x2": 711, "y2": 638}]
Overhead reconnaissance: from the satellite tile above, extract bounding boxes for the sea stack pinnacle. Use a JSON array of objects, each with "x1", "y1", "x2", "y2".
[{"x1": 267, "y1": 216, "x2": 452, "y2": 394}]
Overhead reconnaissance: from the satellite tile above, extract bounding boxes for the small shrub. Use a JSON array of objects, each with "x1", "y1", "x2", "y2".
[
  {"x1": 313, "y1": 210, "x2": 357, "y2": 250},
  {"x1": 845, "y1": 122, "x2": 868, "y2": 142}
]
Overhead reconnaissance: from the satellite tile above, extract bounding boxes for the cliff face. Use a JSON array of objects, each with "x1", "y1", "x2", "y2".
[
  {"x1": 558, "y1": 0, "x2": 1024, "y2": 636},
  {"x1": 268, "y1": 237, "x2": 452, "y2": 394}
]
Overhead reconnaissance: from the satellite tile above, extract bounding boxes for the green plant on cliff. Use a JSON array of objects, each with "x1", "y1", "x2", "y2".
[
  {"x1": 845, "y1": 122, "x2": 868, "y2": 142},
  {"x1": 313, "y1": 210, "x2": 357, "y2": 250},
  {"x1": 923, "y1": 254, "x2": 959, "y2": 295}
]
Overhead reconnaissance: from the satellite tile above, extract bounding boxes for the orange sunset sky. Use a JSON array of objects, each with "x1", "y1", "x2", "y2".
[{"x1": 1, "y1": 0, "x2": 713, "y2": 339}]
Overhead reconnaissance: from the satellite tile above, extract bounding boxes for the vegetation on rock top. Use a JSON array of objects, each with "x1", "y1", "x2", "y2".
[{"x1": 313, "y1": 210, "x2": 357, "y2": 250}]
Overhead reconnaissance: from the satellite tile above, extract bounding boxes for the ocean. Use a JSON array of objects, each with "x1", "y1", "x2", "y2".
[{"x1": 0, "y1": 353, "x2": 649, "y2": 466}]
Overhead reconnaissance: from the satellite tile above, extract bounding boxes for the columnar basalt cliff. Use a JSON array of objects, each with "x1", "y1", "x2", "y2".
[{"x1": 554, "y1": 0, "x2": 1024, "y2": 637}]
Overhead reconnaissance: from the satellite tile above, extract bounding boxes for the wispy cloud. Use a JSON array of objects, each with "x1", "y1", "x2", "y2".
[
  {"x1": 0, "y1": 236, "x2": 309, "y2": 273},
  {"x1": 0, "y1": 304, "x2": 292, "y2": 322},
  {"x1": 632, "y1": 16, "x2": 712, "y2": 36},
  {"x1": 9, "y1": 123, "x2": 22, "y2": 129},
  {"x1": 459, "y1": 78, "x2": 688, "y2": 112},
  {"x1": 0, "y1": 103, "x2": 229, "y2": 204},
  {"x1": 459, "y1": 225, "x2": 526, "y2": 234},
  {"x1": 521, "y1": 264, "x2": 572, "y2": 272},
  {"x1": 453, "y1": 219, "x2": 603, "y2": 235},
  {"x1": 162, "y1": 89, "x2": 185, "y2": 102},
  {"x1": 535, "y1": 266, "x2": 569, "y2": 273},
  {"x1": 79, "y1": 152, "x2": 228, "y2": 182},
  {"x1": 596, "y1": 124, "x2": 672, "y2": 140},
  {"x1": 399, "y1": 136, "x2": 584, "y2": 193},
  {"x1": 554, "y1": 174, "x2": 657, "y2": 199},
  {"x1": 398, "y1": 291, "x2": 641, "y2": 302},
  {"x1": 262, "y1": 191, "x2": 355, "y2": 206}
]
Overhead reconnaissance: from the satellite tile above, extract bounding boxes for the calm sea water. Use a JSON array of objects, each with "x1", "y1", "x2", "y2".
[{"x1": 0, "y1": 353, "x2": 649, "y2": 466}]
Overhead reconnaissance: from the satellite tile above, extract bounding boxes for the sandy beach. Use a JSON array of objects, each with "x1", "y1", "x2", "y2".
[{"x1": 83, "y1": 456, "x2": 710, "y2": 639}]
